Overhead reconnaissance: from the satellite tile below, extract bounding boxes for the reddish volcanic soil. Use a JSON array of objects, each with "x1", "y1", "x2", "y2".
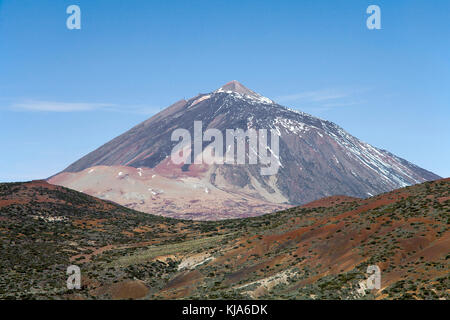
[{"x1": 301, "y1": 195, "x2": 361, "y2": 208}]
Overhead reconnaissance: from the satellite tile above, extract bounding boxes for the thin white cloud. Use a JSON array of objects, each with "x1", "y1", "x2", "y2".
[
  {"x1": 276, "y1": 89, "x2": 350, "y2": 103},
  {"x1": 11, "y1": 100, "x2": 114, "y2": 112},
  {"x1": 275, "y1": 87, "x2": 370, "y2": 111},
  {"x1": 114, "y1": 104, "x2": 161, "y2": 115},
  {"x1": 8, "y1": 100, "x2": 160, "y2": 115},
  {"x1": 321, "y1": 100, "x2": 363, "y2": 108}
]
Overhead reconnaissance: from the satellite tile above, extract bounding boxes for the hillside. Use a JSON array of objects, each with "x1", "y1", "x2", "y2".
[{"x1": 0, "y1": 179, "x2": 448, "y2": 299}]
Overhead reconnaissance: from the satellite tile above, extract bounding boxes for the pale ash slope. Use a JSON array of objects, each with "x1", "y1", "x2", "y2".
[
  {"x1": 50, "y1": 165, "x2": 291, "y2": 220},
  {"x1": 53, "y1": 81, "x2": 440, "y2": 212}
]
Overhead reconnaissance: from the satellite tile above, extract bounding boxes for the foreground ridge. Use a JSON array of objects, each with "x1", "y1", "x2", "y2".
[{"x1": 0, "y1": 178, "x2": 448, "y2": 299}]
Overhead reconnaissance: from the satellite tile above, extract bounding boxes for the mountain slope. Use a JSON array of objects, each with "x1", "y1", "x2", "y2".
[
  {"x1": 1, "y1": 179, "x2": 448, "y2": 299},
  {"x1": 49, "y1": 165, "x2": 290, "y2": 220},
  {"x1": 50, "y1": 81, "x2": 440, "y2": 219}
]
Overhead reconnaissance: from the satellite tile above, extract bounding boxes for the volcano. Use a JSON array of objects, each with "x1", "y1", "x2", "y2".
[{"x1": 49, "y1": 81, "x2": 440, "y2": 219}]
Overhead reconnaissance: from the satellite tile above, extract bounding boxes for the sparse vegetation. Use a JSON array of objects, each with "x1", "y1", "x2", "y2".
[{"x1": 0, "y1": 179, "x2": 448, "y2": 299}]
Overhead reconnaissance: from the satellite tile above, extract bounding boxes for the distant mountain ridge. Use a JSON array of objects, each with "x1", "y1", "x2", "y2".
[{"x1": 51, "y1": 81, "x2": 440, "y2": 218}]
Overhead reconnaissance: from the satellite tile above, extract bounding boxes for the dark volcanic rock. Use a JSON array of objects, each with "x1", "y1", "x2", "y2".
[{"x1": 60, "y1": 80, "x2": 440, "y2": 205}]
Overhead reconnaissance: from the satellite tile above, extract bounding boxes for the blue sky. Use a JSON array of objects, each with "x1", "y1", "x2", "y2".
[{"x1": 0, "y1": 0, "x2": 449, "y2": 181}]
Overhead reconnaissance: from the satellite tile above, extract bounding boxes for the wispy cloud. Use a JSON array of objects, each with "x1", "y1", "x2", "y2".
[
  {"x1": 8, "y1": 100, "x2": 160, "y2": 115},
  {"x1": 276, "y1": 89, "x2": 350, "y2": 103},
  {"x1": 275, "y1": 87, "x2": 369, "y2": 111},
  {"x1": 321, "y1": 101, "x2": 363, "y2": 108},
  {"x1": 115, "y1": 104, "x2": 161, "y2": 115},
  {"x1": 11, "y1": 100, "x2": 115, "y2": 112}
]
